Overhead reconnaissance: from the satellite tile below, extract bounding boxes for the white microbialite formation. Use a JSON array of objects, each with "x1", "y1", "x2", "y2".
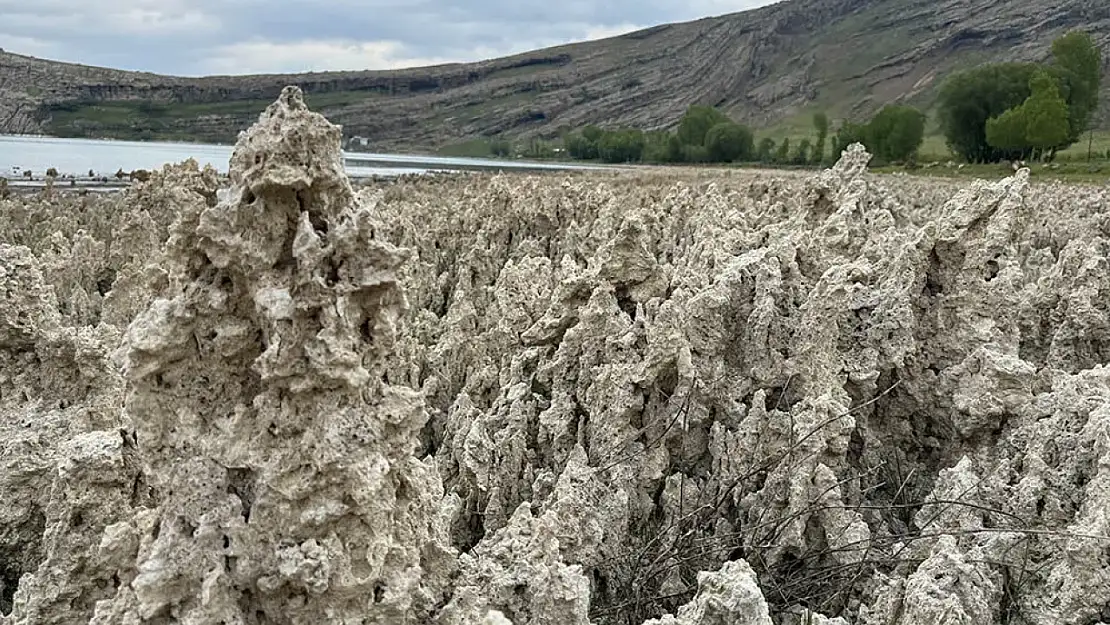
[{"x1": 4, "y1": 87, "x2": 1110, "y2": 625}]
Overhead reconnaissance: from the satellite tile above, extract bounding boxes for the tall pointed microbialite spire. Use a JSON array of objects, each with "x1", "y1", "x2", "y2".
[{"x1": 89, "y1": 86, "x2": 456, "y2": 624}]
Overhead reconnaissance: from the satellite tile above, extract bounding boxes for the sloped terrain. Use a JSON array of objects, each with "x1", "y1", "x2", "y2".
[
  {"x1": 4, "y1": 89, "x2": 1110, "y2": 625},
  {"x1": 2, "y1": 0, "x2": 1109, "y2": 149}
]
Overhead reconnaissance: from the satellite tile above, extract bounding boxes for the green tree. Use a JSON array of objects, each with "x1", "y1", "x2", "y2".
[
  {"x1": 868, "y1": 105, "x2": 926, "y2": 162},
  {"x1": 986, "y1": 69, "x2": 1074, "y2": 160},
  {"x1": 774, "y1": 138, "x2": 791, "y2": 164},
  {"x1": 642, "y1": 131, "x2": 686, "y2": 163},
  {"x1": 937, "y1": 62, "x2": 1040, "y2": 162},
  {"x1": 642, "y1": 131, "x2": 675, "y2": 163},
  {"x1": 666, "y1": 134, "x2": 685, "y2": 162},
  {"x1": 677, "y1": 105, "x2": 732, "y2": 147},
  {"x1": 564, "y1": 131, "x2": 598, "y2": 160},
  {"x1": 833, "y1": 121, "x2": 870, "y2": 157},
  {"x1": 705, "y1": 122, "x2": 754, "y2": 162},
  {"x1": 985, "y1": 106, "x2": 1029, "y2": 153},
  {"x1": 757, "y1": 137, "x2": 776, "y2": 163},
  {"x1": 683, "y1": 144, "x2": 710, "y2": 163},
  {"x1": 597, "y1": 129, "x2": 645, "y2": 163},
  {"x1": 1023, "y1": 70, "x2": 1072, "y2": 159},
  {"x1": 1051, "y1": 30, "x2": 1103, "y2": 143},
  {"x1": 792, "y1": 138, "x2": 812, "y2": 165},
  {"x1": 812, "y1": 112, "x2": 830, "y2": 165},
  {"x1": 523, "y1": 137, "x2": 555, "y2": 159},
  {"x1": 938, "y1": 31, "x2": 1102, "y2": 162}
]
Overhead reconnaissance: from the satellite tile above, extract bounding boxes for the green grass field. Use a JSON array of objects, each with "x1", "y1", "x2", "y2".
[{"x1": 436, "y1": 139, "x2": 498, "y2": 158}]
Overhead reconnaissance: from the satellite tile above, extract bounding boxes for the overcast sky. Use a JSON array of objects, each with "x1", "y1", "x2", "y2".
[{"x1": 0, "y1": 0, "x2": 779, "y2": 76}]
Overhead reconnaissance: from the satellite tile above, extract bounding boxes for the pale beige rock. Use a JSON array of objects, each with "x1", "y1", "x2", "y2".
[
  {"x1": 8, "y1": 90, "x2": 1110, "y2": 625},
  {"x1": 641, "y1": 560, "x2": 773, "y2": 625},
  {"x1": 85, "y1": 86, "x2": 454, "y2": 624},
  {"x1": 0, "y1": 245, "x2": 134, "y2": 625}
]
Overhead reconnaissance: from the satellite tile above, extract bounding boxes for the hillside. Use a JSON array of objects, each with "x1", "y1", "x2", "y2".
[{"x1": 2, "y1": 0, "x2": 1109, "y2": 151}]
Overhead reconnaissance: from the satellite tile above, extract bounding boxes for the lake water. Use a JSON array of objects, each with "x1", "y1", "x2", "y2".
[{"x1": 0, "y1": 135, "x2": 602, "y2": 179}]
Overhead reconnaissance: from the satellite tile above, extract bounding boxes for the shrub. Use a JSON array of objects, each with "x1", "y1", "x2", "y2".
[
  {"x1": 792, "y1": 138, "x2": 812, "y2": 165},
  {"x1": 868, "y1": 105, "x2": 926, "y2": 163},
  {"x1": 812, "y1": 112, "x2": 830, "y2": 165},
  {"x1": 704, "y1": 122, "x2": 754, "y2": 163},
  {"x1": 676, "y1": 105, "x2": 732, "y2": 147},
  {"x1": 489, "y1": 138, "x2": 513, "y2": 158},
  {"x1": 597, "y1": 129, "x2": 645, "y2": 163},
  {"x1": 757, "y1": 138, "x2": 776, "y2": 163},
  {"x1": 774, "y1": 138, "x2": 791, "y2": 164}
]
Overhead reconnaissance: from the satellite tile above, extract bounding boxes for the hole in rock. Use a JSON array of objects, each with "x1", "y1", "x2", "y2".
[
  {"x1": 1, "y1": 565, "x2": 18, "y2": 616},
  {"x1": 373, "y1": 581, "x2": 386, "y2": 603},
  {"x1": 241, "y1": 189, "x2": 256, "y2": 205},
  {"x1": 847, "y1": 427, "x2": 866, "y2": 467},
  {"x1": 923, "y1": 249, "x2": 944, "y2": 296},
  {"x1": 808, "y1": 193, "x2": 834, "y2": 222},
  {"x1": 326, "y1": 262, "x2": 341, "y2": 287},
  {"x1": 95, "y1": 268, "x2": 116, "y2": 295},
  {"x1": 0, "y1": 505, "x2": 46, "y2": 616},
  {"x1": 226, "y1": 468, "x2": 256, "y2": 523},
  {"x1": 985, "y1": 259, "x2": 1000, "y2": 282},
  {"x1": 615, "y1": 286, "x2": 637, "y2": 320},
  {"x1": 763, "y1": 383, "x2": 800, "y2": 412},
  {"x1": 452, "y1": 496, "x2": 487, "y2": 554},
  {"x1": 590, "y1": 570, "x2": 611, "y2": 607}
]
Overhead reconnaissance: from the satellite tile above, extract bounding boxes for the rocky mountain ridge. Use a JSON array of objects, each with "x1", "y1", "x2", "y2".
[{"x1": 1, "y1": 0, "x2": 1109, "y2": 149}]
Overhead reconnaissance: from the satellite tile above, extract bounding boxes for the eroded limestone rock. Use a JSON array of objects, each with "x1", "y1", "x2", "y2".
[
  {"x1": 87, "y1": 87, "x2": 454, "y2": 624},
  {"x1": 7, "y1": 90, "x2": 1110, "y2": 625}
]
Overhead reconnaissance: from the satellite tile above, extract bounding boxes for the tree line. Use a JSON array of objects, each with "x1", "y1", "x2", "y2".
[
  {"x1": 553, "y1": 29, "x2": 1100, "y2": 167},
  {"x1": 562, "y1": 102, "x2": 926, "y2": 167},
  {"x1": 937, "y1": 31, "x2": 1102, "y2": 163}
]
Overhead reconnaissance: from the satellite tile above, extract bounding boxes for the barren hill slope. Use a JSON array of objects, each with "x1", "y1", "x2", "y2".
[{"x1": 1, "y1": 0, "x2": 1108, "y2": 150}]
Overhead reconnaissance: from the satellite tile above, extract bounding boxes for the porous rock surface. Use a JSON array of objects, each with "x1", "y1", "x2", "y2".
[
  {"x1": 93, "y1": 86, "x2": 452, "y2": 623},
  {"x1": 4, "y1": 88, "x2": 1110, "y2": 625}
]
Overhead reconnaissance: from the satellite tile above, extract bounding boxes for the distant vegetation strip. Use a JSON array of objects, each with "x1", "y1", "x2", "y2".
[
  {"x1": 37, "y1": 31, "x2": 1103, "y2": 174},
  {"x1": 541, "y1": 31, "x2": 1102, "y2": 169}
]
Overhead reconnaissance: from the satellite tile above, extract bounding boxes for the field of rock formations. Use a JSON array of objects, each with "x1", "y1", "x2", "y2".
[{"x1": 4, "y1": 87, "x2": 1110, "y2": 625}]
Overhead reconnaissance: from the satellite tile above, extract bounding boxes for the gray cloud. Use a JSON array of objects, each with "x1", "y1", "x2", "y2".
[{"x1": 0, "y1": 0, "x2": 777, "y2": 75}]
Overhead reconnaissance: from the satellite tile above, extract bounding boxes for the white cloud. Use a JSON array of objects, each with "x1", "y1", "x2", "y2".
[
  {"x1": 0, "y1": 0, "x2": 220, "y2": 37},
  {"x1": 581, "y1": 23, "x2": 648, "y2": 41},
  {"x1": 192, "y1": 22, "x2": 648, "y2": 76},
  {"x1": 112, "y1": 8, "x2": 217, "y2": 35},
  {"x1": 0, "y1": 34, "x2": 59, "y2": 58},
  {"x1": 0, "y1": 0, "x2": 782, "y2": 75},
  {"x1": 198, "y1": 40, "x2": 464, "y2": 75}
]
